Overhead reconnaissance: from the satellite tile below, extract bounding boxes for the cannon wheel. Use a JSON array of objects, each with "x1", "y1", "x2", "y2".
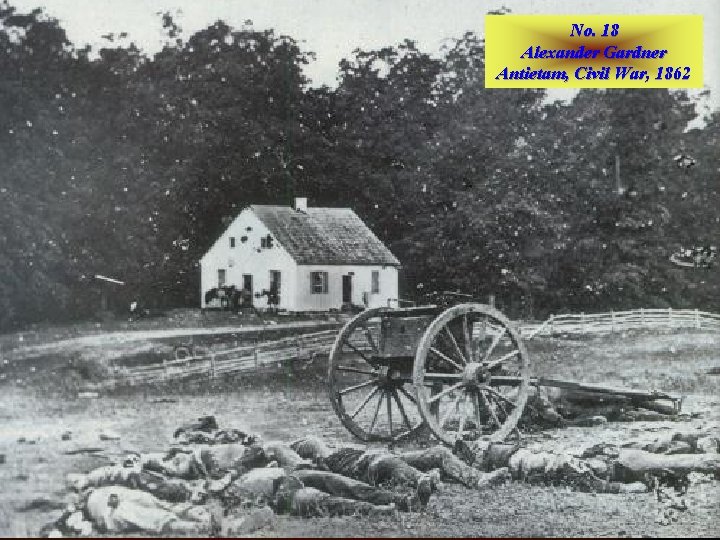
[
  {"x1": 413, "y1": 303, "x2": 531, "y2": 446},
  {"x1": 328, "y1": 307, "x2": 424, "y2": 443}
]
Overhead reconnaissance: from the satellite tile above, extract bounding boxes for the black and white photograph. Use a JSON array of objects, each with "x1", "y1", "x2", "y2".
[{"x1": 0, "y1": 0, "x2": 718, "y2": 537}]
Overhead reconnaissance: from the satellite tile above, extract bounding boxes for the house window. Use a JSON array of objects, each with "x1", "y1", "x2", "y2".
[
  {"x1": 218, "y1": 269, "x2": 226, "y2": 287},
  {"x1": 229, "y1": 237, "x2": 236, "y2": 248},
  {"x1": 371, "y1": 271, "x2": 380, "y2": 294},
  {"x1": 310, "y1": 271, "x2": 328, "y2": 294},
  {"x1": 260, "y1": 235, "x2": 274, "y2": 249}
]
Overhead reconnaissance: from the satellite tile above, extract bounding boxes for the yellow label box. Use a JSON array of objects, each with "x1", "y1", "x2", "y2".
[{"x1": 485, "y1": 15, "x2": 703, "y2": 88}]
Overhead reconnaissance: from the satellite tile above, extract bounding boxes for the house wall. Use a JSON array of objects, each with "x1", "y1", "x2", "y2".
[
  {"x1": 294, "y1": 264, "x2": 398, "y2": 311},
  {"x1": 199, "y1": 210, "x2": 298, "y2": 310}
]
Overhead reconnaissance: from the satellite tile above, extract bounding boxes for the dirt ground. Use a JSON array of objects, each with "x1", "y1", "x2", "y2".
[{"x1": 1, "y1": 326, "x2": 719, "y2": 537}]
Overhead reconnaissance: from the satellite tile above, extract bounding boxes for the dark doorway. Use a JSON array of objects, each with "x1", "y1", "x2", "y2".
[
  {"x1": 342, "y1": 274, "x2": 352, "y2": 304},
  {"x1": 269, "y1": 270, "x2": 281, "y2": 307},
  {"x1": 242, "y1": 274, "x2": 253, "y2": 306}
]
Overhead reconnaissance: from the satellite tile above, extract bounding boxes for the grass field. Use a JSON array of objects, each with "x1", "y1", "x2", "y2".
[{"x1": 1, "y1": 320, "x2": 718, "y2": 537}]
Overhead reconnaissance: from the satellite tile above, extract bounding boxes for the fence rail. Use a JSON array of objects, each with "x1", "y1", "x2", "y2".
[
  {"x1": 521, "y1": 308, "x2": 720, "y2": 338},
  {"x1": 101, "y1": 307, "x2": 719, "y2": 387},
  {"x1": 106, "y1": 328, "x2": 341, "y2": 387}
]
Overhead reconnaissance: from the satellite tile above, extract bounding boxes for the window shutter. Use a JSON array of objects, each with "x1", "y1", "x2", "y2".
[{"x1": 323, "y1": 272, "x2": 329, "y2": 293}]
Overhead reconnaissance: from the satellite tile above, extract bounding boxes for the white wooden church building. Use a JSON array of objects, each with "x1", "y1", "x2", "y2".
[{"x1": 199, "y1": 198, "x2": 400, "y2": 311}]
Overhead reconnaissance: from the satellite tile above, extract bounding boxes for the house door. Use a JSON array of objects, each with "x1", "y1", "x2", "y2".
[
  {"x1": 342, "y1": 274, "x2": 352, "y2": 304},
  {"x1": 242, "y1": 274, "x2": 253, "y2": 306},
  {"x1": 269, "y1": 270, "x2": 281, "y2": 306}
]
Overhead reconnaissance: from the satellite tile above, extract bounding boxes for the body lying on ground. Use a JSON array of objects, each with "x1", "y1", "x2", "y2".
[
  {"x1": 66, "y1": 436, "x2": 471, "y2": 524},
  {"x1": 48, "y1": 417, "x2": 720, "y2": 536},
  {"x1": 522, "y1": 384, "x2": 682, "y2": 428},
  {"x1": 57, "y1": 435, "x2": 446, "y2": 534}
]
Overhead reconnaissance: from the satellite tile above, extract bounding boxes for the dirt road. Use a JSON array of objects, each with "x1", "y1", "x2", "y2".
[{"x1": 6, "y1": 320, "x2": 342, "y2": 360}]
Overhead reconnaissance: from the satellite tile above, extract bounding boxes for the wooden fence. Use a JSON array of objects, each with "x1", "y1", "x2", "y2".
[
  {"x1": 102, "y1": 308, "x2": 719, "y2": 386},
  {"x1": 521, "y1": 308, "x2": 720, "y2": 339},
  {"x1": 105, "y1": 329, "x2": 341, "y2": 387}
]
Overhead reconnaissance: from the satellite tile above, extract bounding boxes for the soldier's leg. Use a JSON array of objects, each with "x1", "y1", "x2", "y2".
[
  {"x1": 290, "y1": 487, "x2": 394, "y2": 517},
  {"x1": 162, "y1": 520, "x2": 211, "y2": 535},
  {"x1": 290, "y1": 436, "x2": 333, "y2": 461},
  {"x1": 314, "y1": 448, "x2": 432, "y2": 508},
  {"x1": 397, "y1": 446, "x2": 481, "y2": 488},
  {"x1": 293, "y1": 470, "x2": 404, "y2": 507},
  {"x1": 263, "y1": 442, "x2": 313, "y2": 469},
  {"x1": 510, "y1": 451, "x2": 646, "y2": 494},
  {"x1": 318, "y1": 447, "x2": 426, "y2": 489},
  {"x1": 364, "y1": 453, "x2": 425, "y2": 488}
]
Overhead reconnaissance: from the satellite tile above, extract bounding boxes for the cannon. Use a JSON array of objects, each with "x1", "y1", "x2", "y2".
[
  {"x1": 327, "y1": 303, "x2": 530, "y2": 446},
  {"x1": 328, "y1": 301, "x2": 684, "y2": 447}
]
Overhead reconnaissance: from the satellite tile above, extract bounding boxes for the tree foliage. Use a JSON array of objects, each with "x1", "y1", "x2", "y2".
[{"x1": 0, "y1": 2, "x2": 717, "y2": 329}]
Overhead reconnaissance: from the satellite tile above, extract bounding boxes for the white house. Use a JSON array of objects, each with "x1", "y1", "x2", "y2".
[{"x1": 199, "y1": 198, "x2": 400, "y2": 311}]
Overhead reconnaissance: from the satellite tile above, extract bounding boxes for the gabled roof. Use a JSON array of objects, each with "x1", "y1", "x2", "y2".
[{"x1": 250, "y1": 205, "x2": 400, "y2": 266}]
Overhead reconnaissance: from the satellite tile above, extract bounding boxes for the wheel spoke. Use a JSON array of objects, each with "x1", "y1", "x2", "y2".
[
  {"x1": 478, "y1": 316, "x2": 488, "y2": 341},
  {"x1": 368, "y1": 392, "x2": 383, "y2": 434},
  {"x1": 487, "y1": 389, "x2": 509, "y2": 419},
  {"x1": 397, "y1": 385, "x2": 418, "y2": 405},
  {"x1": 481, "y1": 326, "x2": 507, "y2": 364},
  {"x1": 444, "y1": 327, "x2": 467, "y2": 365},
  {"x1": 349, "y1": 386, "x2": 380, "y2": 419},
  {"x1": 484, "y1": 387, "x2": 517, "y2": 408},
  {"x1": 478, "y1": 389, "x2": 502, "y2": 428},
  {"x1": 456, "y1": 393, "x2": 468, "y2": 440},
  {"x1": 342, "y1": 339, "x2": 372, "y2": 363},
  {"x1": 362, "y1": 324, "x2": 379, "y2": 353},
  {"x1": 430, "y1": 347, "x2": 463, "y2": 372},
  {"x1": 488, "y1": 375, "x2": 523, "y2": 387},
  {"x1": 486, "y1": 349, "x2": 519, "y2": 370},
  {"x1": 339, "y1": 379, "x2": 375, "y2": 396},
  {"x1": 386, "y1": 390, "x2": 393, "y2": 436},
  {"x1": 336, "y1": 365, "x2": 376, "y2": 376},
  {"x1": 427, "y1": 380, "x2": 465, "y2": 404},
  {"x1": 462, "y1": 314, "x2": 473, "y2": 362},
  {"x1": 471, "y1": 389, "x2": 481, "y2": 421},
  {"x1": 391, "y1": 389, "x2": 413, "y2": 431},
  {"x1": 423, "y1": 372, "x2": 463, "y2": 380}
]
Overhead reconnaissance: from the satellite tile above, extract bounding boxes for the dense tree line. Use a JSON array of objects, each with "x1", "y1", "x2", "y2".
[{"x1": 0, "y1": 2, "x2": 718, "y2": 329}]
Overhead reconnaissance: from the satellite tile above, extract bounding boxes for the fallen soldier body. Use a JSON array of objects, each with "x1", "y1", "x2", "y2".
[
  {"x1": 461, "y1": 429, "x2": 720, "y2": 495},
  {"x1": 63, "y1": 441, "x2": 433, "y2": 534},
  {"x1": 66, "y1": 453, "x2": 215, "y2": 503},
  {"x1": 54, "y1": 415, "x2": 720, "y2": 537},
  {"x1": 85, "y1": 485, "x2": 214, "y2": 535},
  {"x1": 137, "y1": 431, "x2": 479, "y2": 495},
  {"x1": 522, "y1": 385, "x2": 681, "y2": 428},
  {"x1": 289, "y1": 436, "x2": 482, "y2": 489},
  {"x1": 170, "y1": 416, "x2": 487, "y2": 490},
  {"x1": 67, "y1": 459, "x2": 408, "y2": 535},
  {"x1": 63, "y1": 423, "x2": 490, "y2": 536}
]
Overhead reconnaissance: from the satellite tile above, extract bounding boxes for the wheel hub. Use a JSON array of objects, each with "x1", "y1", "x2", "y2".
[
  {"x1": 377, "y1": 366, "x2": 402, "y2": 387},
  {"x1": 463, "y1": 362, "x2": 490, "y2": 387}
]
